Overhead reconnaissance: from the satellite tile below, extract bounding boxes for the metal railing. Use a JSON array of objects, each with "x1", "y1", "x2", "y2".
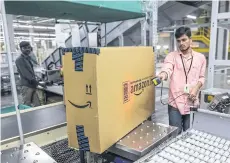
[
  {"x1": 192, "y1": 27, "x2": 210, "y2": 39},
  {"x1": 192, "y1": 27, "x2": 230, "y2": 46}
]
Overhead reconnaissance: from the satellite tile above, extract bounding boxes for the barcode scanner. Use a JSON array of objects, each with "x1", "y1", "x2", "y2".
[{"x1": 152, "y1": 77, "x2": 162, "y2": 86}]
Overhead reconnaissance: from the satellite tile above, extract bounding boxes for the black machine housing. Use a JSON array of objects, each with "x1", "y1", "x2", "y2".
[{"x1": 208, "y1": 92, "x2": 230, "y2": 114}]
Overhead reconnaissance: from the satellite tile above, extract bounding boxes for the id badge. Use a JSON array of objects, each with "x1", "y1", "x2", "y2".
[{"x1": 184, "y1": 84, "x2": 190, "y2": 94}]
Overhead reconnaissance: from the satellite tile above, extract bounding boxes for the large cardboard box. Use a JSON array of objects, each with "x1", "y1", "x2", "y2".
[{"x1": 62, "y1": 47, "x2": 155, "y2": 154}]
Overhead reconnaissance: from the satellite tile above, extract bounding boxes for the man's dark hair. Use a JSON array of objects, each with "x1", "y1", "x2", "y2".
[
  {"x1": 175, "y1": 27, "x2": 191, "y2": 39},
  {"x1": 19, "y1": 41, "x2": 30, "y2": 48}
]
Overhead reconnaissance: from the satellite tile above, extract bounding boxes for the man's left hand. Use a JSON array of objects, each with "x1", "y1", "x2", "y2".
[
  {"x1": 189, "y1": 87, "x2": 199, "y2": 102},
  {"x1": 189, "y1": 81, "x2": 203, "y2": 102}
]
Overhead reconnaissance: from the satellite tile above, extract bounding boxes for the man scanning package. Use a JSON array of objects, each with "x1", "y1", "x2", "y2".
[{"x1": 157, "y1": 27, "x2": 207, "y2": 134}]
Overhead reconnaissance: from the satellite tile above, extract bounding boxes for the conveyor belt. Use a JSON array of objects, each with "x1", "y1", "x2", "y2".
[
  {"x1": 1, "y1": 104, "x2": 65, "y2": 140},
  {"x1": 141, "y1": 130, "x2": 230, "y2": 163},
  {"x1": 1, "y1": 142, "x2": 57, "y2": 163},
  {"x1": 192, "y1": 111, "x2": 230, "y2": 140},
  {"x1": 108, "y1": 121, "x2": 178, "y2": 161}
]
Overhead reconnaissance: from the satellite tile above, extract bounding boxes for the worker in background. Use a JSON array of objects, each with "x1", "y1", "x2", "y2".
[
  {"x1": 157, "y1": 27, "x2": 206, "y2": 134},
  {"x1": 16, "y1": 41, "x2": 45, "y2": 107}
]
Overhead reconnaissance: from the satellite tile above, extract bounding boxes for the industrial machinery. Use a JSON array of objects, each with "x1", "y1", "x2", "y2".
[
  {"x1": 201, "y1": 88, "x2": 230, "y2": 114},
  {"x1": 208, "y1": 93, "x2": 230, "y2": 114},
  {"x1": 41, "y1": 69, "x2": 63, "y2": 85},
  {"x1": 1, "y1": 73, "x2": 21, "y2": 94},
  {"x1": 1, "y1": 74, "x2": 11, "y2": 94}
]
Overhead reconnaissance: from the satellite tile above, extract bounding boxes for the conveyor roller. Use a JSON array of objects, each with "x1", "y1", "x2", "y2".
[{"x1": 145, "y1": 129, "x2": 230, "y2": 163}]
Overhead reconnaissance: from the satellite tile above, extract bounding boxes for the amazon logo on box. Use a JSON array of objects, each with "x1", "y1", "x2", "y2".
[{"x1": 123, "y1": 76, "x2": 154, "y2": 103}]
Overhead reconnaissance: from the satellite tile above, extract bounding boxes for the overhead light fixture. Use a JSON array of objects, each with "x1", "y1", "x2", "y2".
[
  {"x1": 15, "y1": 32, "x2": 55, "y2": 37},
  {"x1": 14, "y1": 32, "x2": 29, "y2": 36},
  {"x1": 0, "y1": 36, "x2": 56, "y2": 42},
  {"x1": 13, "y1": 24, "x2": 55, "y2": 30},
  {"x1": 13, "y1": 20, "x2": 32, "y2": 24},
  {"x1": 186, "y1": 15, "x2": 197, "y2": 19},
  {"x1": 1, "y1": 36, "x2": 56, "y2": 40},
  {"x1": 0, "y1": 21, "x2": 55, "y2": 30},
  {"x1": 56, "y1": 19, "x2": 75, "y2": 23},
  {"x1": 36, "y1": 18, "x2": 55, "y2": 23},
  {"x1": 0, "y1": 31, "x2": 55, "y2": 37}
]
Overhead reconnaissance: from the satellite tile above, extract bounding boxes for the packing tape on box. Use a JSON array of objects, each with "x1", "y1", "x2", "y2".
[
  {"x1": 62, "y1": 47, "x2": 100, "y2": 71},
  {"x1": 62, "y1": 47, "x2": 100, "y2": 55},
  {"x1": 72, "y1": 53, "x2": 84, "y2": 61},
  {"x1": 76, "y1": 125, "x2": 90, "y2": 151},
  {"x1": 62, "y1": 47, "x2": 72, "y2": 53},
  {"x1": 75, "y1": 60, "x2": 83, "y2": 71}
]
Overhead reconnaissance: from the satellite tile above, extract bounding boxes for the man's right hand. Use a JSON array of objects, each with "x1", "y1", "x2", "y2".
[{"x1": 157, "y1": 71, "x2": 168, "y2": 81}]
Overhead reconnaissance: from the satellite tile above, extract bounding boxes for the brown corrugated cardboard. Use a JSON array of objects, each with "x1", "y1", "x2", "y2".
[{"x1": 63, "y1": 47, "x2": 155, "y2": 154}]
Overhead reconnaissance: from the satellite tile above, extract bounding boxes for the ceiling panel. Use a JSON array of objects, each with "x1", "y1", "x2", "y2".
[
  {"x1": 176, "y1": 1, "x2": 210, "y2": 8},
  {"x1": 157, "y1": 1, "x2": 211, "y2": 29},
  {"x1": 163, "y1": 3, "x2": 196, "y2": 20},
  {"x1": 158, "y1": 14, "x2": 171, "y2": 28},
  {"x1": 158, "y1": 1, "x2": 178, "y2": 11}
]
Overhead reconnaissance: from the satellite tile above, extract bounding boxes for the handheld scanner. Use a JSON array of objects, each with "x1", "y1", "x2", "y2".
[{"x1": 152, "y1": 77, "x2": 162, "y2": 86}]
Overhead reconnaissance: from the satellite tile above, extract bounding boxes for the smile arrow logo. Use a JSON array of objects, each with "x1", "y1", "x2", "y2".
[
  {"x1": 68, "y1": 100, "x2": 92, "y2": 109},
  {"x1": 134, "y1": 89, "x2": 144, "y2": 96}
]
